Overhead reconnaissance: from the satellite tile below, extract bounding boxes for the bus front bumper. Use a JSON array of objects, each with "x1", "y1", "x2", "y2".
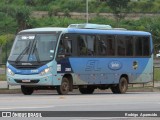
[{"x1": 7, "y1": 74, "x2": 54, "y2": 86}]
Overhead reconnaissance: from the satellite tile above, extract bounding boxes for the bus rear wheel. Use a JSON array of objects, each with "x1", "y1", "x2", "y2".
[
  {"x1": 110, "y1": 85, "x2": 119, "y2": 93},
  {"x1": 57, "y1": 77, "x2": 70, "y2": 95},
  {"x1": 111, "y1": 77, "x2": 128, "y2": 94},
  {"x1": 79, "y1": 86, "x2": 95, "y2": 94},
  {"x1": 21, "y1": 85, "x2": 34, "y2": 95}
]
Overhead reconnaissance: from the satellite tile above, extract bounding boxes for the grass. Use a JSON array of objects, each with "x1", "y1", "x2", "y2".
[
  {"x1": 154, "y1": 68, "x2": 160, "y2": 81},
  {"x1": 0, "y1": 74, "x2": 6, "y2": 81},
  {"x1": 0, "y1": 64, "x2": 6, "y2": 81}
]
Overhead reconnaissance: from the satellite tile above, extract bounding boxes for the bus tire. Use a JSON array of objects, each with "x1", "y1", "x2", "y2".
[
  {"x1": 57, "y1": 77, "x2": 69, "y2": 95},
  {"x1": 111, "y1": 77, "x2": 128, "y2": 94},
  {"x1": 118, "y1": 77, "x2": 128, "y2": 93},
  {"x1": 110, "y1": 85, "x2": 119, "y2": 94},
  {"x1": 79, "y1": 86, "x2": 95, "y2": 94},
  {"x1": 117, "y1": 77, "x2": 128, "y2": 94},
  {"x1": 21, "y1": 85, "x2": 34, "y2": 95}
]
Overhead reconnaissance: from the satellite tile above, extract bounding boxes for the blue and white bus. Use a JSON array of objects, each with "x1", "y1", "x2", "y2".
[{"x1": 6, "y1": 24, "x2": 153, "y2": 95}]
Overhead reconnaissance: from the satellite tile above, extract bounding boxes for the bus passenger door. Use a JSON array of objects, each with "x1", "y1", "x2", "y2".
[{"x1": 56, "y1": 34, "x2": 73, "y2": 74}]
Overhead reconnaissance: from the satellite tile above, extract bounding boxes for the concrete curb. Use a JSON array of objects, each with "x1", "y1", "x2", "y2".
[
  {"x1": 128, "y1": 87, "x2": 160, "y2": 92},
  {"x1": 0, "y1": 89, "x2": 21, "y2": 94}
]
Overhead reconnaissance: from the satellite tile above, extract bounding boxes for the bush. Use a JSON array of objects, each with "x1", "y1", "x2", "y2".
[{"x1": 48, "y1": 6, "x2": 61, "y2": 17}]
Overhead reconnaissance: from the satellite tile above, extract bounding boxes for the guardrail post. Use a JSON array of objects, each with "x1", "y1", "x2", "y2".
[
  {"x1": 153, "y1": 66, "x2": 155, "y2": 87},
  {"x1": 4, "y1": 64, "x2": 9, "y2": 90}
]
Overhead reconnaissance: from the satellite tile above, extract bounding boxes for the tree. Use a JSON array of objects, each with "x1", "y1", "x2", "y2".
[
  {"x1": 48, "y1": 6, "x2": 61, "y2": 17},
  {"x1": 15, "y1": 6, "x2": 31, "y2": 32},
  {"x1": 0, "y1": 34, "x2": 14, "y2": 63},
  {"x1": 107, "y1": 0, "x2": 130, "y2": 26},
  {"x1": 25, "y1": 0, "x2": 35, "y2": 6},
  {"x1": 0, "y1": 5, "x2": 31, "y2": 32}
]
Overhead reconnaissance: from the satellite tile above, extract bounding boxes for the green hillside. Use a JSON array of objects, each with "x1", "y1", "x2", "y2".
[{"x1": 1, "y1": 0, "x2": 160, "y2": 63}]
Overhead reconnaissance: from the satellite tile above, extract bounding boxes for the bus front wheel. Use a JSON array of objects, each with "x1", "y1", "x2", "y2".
[
  {"x1": 57, "y1": 77, "x2": 70, "y2": 95},
  {"x1": 21, "y1": 85, "x2": 34, "y2": 95}
]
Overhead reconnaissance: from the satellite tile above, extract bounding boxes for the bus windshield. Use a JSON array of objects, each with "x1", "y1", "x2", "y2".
[{"x1": 8, "y1": 32, "x2": 60, "y2": 62}]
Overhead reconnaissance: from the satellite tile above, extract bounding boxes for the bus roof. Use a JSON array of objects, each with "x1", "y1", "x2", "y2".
[
  {"x1": 68, "y1": 28, "x2": 151, "y2": 36},
  {"x1": 19, "y1": 27, "x2": 151, "y2": 36},
  {"x1": 68, "y1": 23, "x2": 112, "y2": 29},
  {"x1": 19, "y1": 27, "x2": 66, "y2": 33}
]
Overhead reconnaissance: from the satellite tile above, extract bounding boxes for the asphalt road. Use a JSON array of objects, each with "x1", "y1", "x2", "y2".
[
  {"x1": 0, "y1": 92, "x2": 160, "y2": 119},
  {"x1": 0, "y1": 91, "x2": 160, "y2": 111}
]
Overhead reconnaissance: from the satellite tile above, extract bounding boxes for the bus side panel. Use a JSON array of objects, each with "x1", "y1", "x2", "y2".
[
  {"x1": 131, "y1": 56, "x2": 153, "y2": 83},
  {"x1": 69, "y1": 57, "x2": 153, "y2": 85}
]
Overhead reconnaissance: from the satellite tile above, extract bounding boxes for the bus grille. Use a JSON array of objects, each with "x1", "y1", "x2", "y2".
[{"x1": 12, "y1": 65, "x2": 40, "y2": 69}]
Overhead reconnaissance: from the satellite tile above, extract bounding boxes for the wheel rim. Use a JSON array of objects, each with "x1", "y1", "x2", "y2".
[
  {"x1": 120, "y1": 78, "x2": 127, "y2": 93},
  {"x1": 121, "y1": 81, "x2": 126, "y2": 91},
  {"x1": 57, "y1": 77, "x2": 70, "y2": 95},
  {"x1": 62, "y1": 81, "x2": 69, "y2": 92}
]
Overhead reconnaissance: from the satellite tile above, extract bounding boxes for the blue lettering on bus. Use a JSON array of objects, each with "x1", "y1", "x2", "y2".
[{"x1": 85, "y1": 60, "x2": 101, "y2": 71}]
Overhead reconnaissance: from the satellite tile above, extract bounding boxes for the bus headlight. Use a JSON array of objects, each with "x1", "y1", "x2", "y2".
[
  {"x1": 7, "y1": 68, "x2": 15, "y2": 76},
  {"x1": 40, "y1": 67, "x2": 51, "y2": 76}
]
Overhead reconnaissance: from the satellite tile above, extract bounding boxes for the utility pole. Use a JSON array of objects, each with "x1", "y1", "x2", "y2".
[
  {"x1": 86, "y1": 0, "x2": 88, "y2": 23},
  {"x1": 6, "y1": 0, "x2": 9, "y2": 89}
]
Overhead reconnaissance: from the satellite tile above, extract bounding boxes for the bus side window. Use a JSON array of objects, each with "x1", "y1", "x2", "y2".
[
  {"x1": 126, "y1": 37, "x2": 134, "y2": 56},
  {"x1": 78, "y1": 35, "x2": 96, "y2": 56},
  {"x1": 143, "y1": 37, "x2": 150, "y2": 56},
  {"x1": 97, "y1": 35, "x2": 107, "y2": 56},
  {"x1": 87, "y1": 35, "x2": 96, "y2": 56},
  {"x1": 107, "y1": 36, "x2": 115, "y2": 56},
  {"x1": 58, "y1": 34, "x2": 72, "y2": 57},
  {"x1": 78, "y1": 35, "x2": 88, "y2": 55},
  {"x1": 135, "y1": 37, "x2": 143, "y2": 56},
  {"x1": 63, "y1": 39, "x2": 72, "y2": 54},
  {"x1": 58, "y1": 40, "x2": 65, "y2": 54},
  {"x1": 117, "y1": 36, "x2": 126, "y2": 56},
  {"x1": 97, "y1": 35, "x2": 115, "y2": 56}
]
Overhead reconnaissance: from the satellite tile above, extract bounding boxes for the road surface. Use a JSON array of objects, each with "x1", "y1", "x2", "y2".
[
  {"x1": 0, "y1": 91, "x2": 160, "y2": 111},
  {"x1": 0, "y1": 91, "x2": 160, "y2": 119}
]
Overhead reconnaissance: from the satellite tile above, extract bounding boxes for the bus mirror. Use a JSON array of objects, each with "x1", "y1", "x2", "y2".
[{"x1": 50, "y1": 50, "x2": 54, "y2": 53}]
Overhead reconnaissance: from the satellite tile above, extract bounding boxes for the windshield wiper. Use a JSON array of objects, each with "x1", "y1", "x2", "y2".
[
  {"x1": 15, "y1": 40, "x2": 31, "y2": 63},
  {"x1": 33, "y1": 45, "x2": 41, "y2": 63},
  {"x1": 28, "y1": 40, "x2": 41, "y2": 63}
]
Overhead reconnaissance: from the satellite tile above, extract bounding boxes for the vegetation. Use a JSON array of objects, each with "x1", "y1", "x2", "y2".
[
  {"x1": 0, "y1": 74, "x2": 6, "y2": 81},
  {"x1": 1, "y1": 0, "x2": 160, "y2": 64},
  {"x1": 0, "y1": 0, "x2": 160, "y2": 81},
  {"x1": 107, "y1": 0, "x2": 130, "y2": 23},
  {"x1": 154, "y1": 68, "x2": 160, "y2": 81}
]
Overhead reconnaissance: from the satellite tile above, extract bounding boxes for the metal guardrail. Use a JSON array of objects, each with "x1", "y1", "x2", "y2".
[{"x1": 153, "y1": 59, "x2": 160, "y2": 88}]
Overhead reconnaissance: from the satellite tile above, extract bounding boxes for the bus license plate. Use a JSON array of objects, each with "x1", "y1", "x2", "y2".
[{"x1": 22, "y1": 80, "x2": 31, "y2": 83}]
